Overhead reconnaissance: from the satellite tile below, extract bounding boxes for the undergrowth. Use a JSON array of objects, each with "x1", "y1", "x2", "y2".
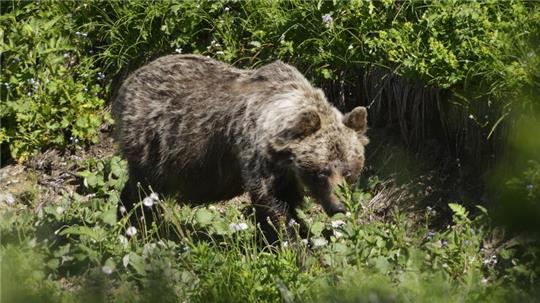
[{"x1": 1, "y1": 156, "x2": 538, "y2": 302}]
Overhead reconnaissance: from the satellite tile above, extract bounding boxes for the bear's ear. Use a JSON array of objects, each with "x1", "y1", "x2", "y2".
[
  {"x1": 343, "y1": 106, "x2": 368, "y2": 134},
  {"x1": 278, "y1": 109, "x2": 321, "y2": 141}
]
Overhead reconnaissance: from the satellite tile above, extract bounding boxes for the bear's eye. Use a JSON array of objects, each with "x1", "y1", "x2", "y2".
[
  {"x1": 318, "y1": 167, "x2": 332, "y2": 178},
  {"x1": 343, "y1": 169, "x2": 352, "y2": 178}
]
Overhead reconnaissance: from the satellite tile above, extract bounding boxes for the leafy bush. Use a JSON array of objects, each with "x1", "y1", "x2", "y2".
[{"x1": 0, "y1": 2, "x2": 110, "y2": 162}]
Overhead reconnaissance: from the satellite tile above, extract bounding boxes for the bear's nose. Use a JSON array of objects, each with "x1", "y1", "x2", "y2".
[
  {"x1": 333, "y1": 203, "x2": 347, "y2": 214},
  {"x1": 326, "y1": 202, "x2": 346, "y2": 215}
]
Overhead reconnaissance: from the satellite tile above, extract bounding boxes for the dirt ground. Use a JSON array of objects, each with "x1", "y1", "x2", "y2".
[{"x1": 0, "y1": 130, "x2": 116, "y2": 211}]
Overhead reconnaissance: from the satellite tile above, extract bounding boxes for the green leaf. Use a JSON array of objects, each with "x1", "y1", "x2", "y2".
[
  {"x1": 101, "y1": 206, "x2": 117, "y2": 226},
  {"x1": 195, "y1": 208, "x2": 214, "y2": 226},
  {"x1": 310, "y1": 221, "x2": 324, "y2": 236},
  {"x1": 320, "y1": 68, "x2": 333, "y2": 79},
  {"x1": 372, "y1": 256, "x2": 390, "y2": 273},
  {"x1": 46, "y1": 258, "x2": 60, "y2": 270},
  {"x1": 58, "y1": 225, "x2": 106, "y2": 242},
  {"x1": 448, "y1": 203, "x2": 467, "y2": 218},
  {"x1": 128, "y1": 252, "x2": 145, "y2": 275}
]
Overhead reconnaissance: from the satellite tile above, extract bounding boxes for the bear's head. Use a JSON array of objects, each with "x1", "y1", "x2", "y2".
[{"x1": 269, "y1": 105, "x2": 369, "y2": 216}]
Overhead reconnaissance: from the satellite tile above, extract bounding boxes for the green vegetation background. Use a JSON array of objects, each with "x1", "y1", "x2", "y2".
[{"x1": 1, "y1": 1, "x2": 539, "y2": 302}]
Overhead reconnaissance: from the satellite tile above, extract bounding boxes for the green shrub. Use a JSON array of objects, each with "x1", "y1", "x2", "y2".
[{"x1": 0, "y1": 2, "x2": 110, "y2": 162}]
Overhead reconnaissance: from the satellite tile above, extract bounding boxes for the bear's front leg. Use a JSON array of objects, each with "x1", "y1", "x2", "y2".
[
  {"x1": 250, "y1": 196, "x2": 298, "y2": 245},
  {"x1": 247, "y1": 179, "x2": 307, "y2": 245}
]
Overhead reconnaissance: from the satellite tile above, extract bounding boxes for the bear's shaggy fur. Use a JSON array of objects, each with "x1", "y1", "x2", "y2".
[{"x1": 114, "y1": 54, "x2": 369, "y2": 242}]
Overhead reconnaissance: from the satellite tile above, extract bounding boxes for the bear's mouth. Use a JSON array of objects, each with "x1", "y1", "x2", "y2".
[
  {"x1": 299, "y1": 171, "x2": 347, "y2": 216},
  {"x1": 319, "y1": 195, "x2": 347, "y2": 216}
]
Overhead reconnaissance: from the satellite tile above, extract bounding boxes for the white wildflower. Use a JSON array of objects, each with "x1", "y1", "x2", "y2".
[
  {"x1": 126, "y1": 226, "x2": 137, "y2": 237},
  {"x1": 348, "y1": 44, "x2": 353, "y2": 50},
  {"x1": 311, "y1": 237, "x2": 328, "y2": 247},
  {"x1": 331, "y1": 219, "x2": 346, "y2": 228},
  {"x1": 229, "y1": 222, "x2": 249, "y2": 233},
  {"x1": 142, "y1": 196, "x2": 154, "y2": 207},
  {"x1": 143, "y1": 192, "x2": 159, "y2": 207},
  {"x1": 102, "y1": 265, "x2": 113, "y2": 275},
  {"x1": 175, "y1": 48, "x2": 183, "y2": 54},
  {"x1": 216, "y1": 51, "x2": 225, "y2": 55},
  {"x1": 118, "y1": 235, "x2": 128, "y2": 246},
  {"x1": 119, "y1": 206, "x2": 127, "y2": 214},
  {"x1": 149, "y1": 192, "x2": 159, "y2": 201},
  {"x1": 287, "y1": 219, "x2": 299, "y2": 227},
  {"x1": 224, "y1": 7, "x2": 230, "y2": 12}
]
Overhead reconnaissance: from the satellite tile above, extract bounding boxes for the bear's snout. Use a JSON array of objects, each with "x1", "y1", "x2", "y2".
[
  {"x1": 322, "y1": 198, "x2": 347, "y2": 216},
  {"x1": 318, "y1": 186, "x2": 347, "y2": 216}
]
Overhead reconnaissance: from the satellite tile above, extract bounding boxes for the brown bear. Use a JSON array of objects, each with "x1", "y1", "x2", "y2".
[{"x1": 113, "y1": 54, "x2": 369, "y2": 243}]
